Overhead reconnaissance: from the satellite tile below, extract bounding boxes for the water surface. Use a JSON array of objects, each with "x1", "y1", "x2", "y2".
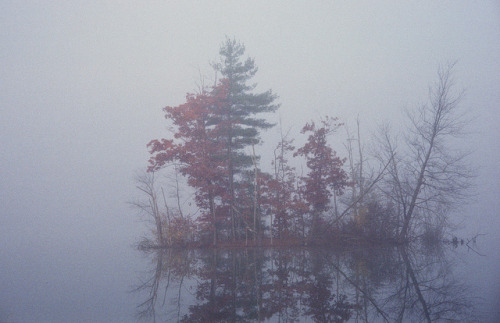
[
  {"x1": 132, "y1": 243, "x2": 499, "y2": 322},
  {"x1": 1, "y1": 232, "x2": 498, "y2": 322}
]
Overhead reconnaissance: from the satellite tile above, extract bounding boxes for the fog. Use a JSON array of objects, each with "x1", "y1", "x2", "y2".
[{"x1": 1, "y1": 1, "x2": 499, "y2": 320}]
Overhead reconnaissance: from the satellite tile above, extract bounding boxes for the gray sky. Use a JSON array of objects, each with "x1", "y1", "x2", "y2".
[{"x1": 1, "y1": 1, "x2": 499, "y2": 249}]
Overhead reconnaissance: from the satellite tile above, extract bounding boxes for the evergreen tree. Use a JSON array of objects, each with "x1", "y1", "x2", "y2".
[{"x1": 211, "y1": 38, "x2": 279, "y2": 240}]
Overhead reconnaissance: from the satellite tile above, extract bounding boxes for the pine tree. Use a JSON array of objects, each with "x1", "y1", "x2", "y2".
[{"x1": 211, "y1": 38, "x2": 279, "y2": 240}]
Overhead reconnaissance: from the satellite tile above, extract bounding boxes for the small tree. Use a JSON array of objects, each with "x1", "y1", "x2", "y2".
[
  {"x1": 148, "y1": 81, "x2": 231, "y2": 246},
  {"x1": 259, "y1": 131, "x2": 300, "y2": 242},
  {"x1": 295, "y1": 116, "x2": 349, "y2": 238},
  {"x1": 132, "y1": 171, "x2": 165, "y2": 246}
]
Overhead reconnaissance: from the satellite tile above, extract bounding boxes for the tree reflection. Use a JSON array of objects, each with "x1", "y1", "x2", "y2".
[
  {"x1": 395, "y1": 246, "x2": 473, "y2": 322},
  {"x1": 134, "y1": 245, "x2": 476, "y2": 322},
  {"x1": 133, "y1": 248, "x2": 198, "y2": 322}
]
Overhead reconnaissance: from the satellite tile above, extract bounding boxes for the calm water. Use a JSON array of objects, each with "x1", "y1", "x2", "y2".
[
  {"x1": 1, "y1": 234, "x2": 498, "y2": 322},
  {"x1": 132, "y1": 244, "x2": 499, "y2": 322}
]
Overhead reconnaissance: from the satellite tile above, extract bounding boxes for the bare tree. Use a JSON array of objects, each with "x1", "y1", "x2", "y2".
[
  {"x1": 343, "y1": 117, "x2": 367, "y2": 227},
  {"x1": 133, "y1": 170, "x2": 165, "y2": 246},
  {"x1": 377, "y1": 63, "x2": 473, "y2": 241}
]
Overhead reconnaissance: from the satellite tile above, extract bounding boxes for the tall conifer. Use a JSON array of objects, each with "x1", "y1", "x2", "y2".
[{"x1": 211, "y1": 38, "x2": 279, "y2": 240}]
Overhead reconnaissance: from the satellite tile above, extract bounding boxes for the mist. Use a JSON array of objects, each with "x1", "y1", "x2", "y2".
[{"x1": 1, "y1": 1, "x2": 498, "y2": 321}]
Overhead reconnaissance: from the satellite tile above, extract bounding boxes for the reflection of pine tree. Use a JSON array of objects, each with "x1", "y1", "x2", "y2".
[
  {"x1": 133, "y1": 246, "x2": 475, "y2": 322},
  {"x1": 182, "y1": 250, "x2": 233, "y2": 322},
  {"x1": 180, "y1": 249, "x2": 269, "y2": 322}
]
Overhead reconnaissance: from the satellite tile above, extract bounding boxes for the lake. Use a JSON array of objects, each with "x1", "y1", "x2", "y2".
[{"x1": 1, "y1": 231, "x2": 498, "y2": 322}]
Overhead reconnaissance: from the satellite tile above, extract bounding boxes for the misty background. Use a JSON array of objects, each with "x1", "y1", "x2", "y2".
[{"x1": 1, "y1": 1, "x2": 499, "y2": 320}]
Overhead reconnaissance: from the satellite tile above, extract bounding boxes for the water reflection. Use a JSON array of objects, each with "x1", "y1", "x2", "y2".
[{"x1": 133, "y1": 245, "x2": 476, "y2": 322}]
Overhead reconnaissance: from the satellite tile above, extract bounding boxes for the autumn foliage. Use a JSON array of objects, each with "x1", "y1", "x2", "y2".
[
  {"x1": 146, "y1": 79, "x2": 348, "y2": 246},
  {"x1": 294, "y1": 117, "x2": 349, "y2": 237},
  {"x1": 148, "y1": 81, "x2": 231, "y2": 245},
  {"x1": 135, "y1": 39, "x2": 472, "y2": 251},
  {"x1": 144, "y1": 39, "x2": 349, "y2": 247}
]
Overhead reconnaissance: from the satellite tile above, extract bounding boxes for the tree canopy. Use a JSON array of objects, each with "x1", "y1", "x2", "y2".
[{"x1": 141, "y1": 42, "x2": 471, "y2": 247}]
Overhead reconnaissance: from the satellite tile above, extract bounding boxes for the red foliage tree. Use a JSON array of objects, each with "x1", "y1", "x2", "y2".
[
  {"x1": 147, "y1": 80, "x2": 231, "y2": 245},
  {"x1": 260, "y1": 135, "x2": 307, "y2": 242},
  {"x1": 294, "y1": 116, "x2": 348, "y2": 237}
]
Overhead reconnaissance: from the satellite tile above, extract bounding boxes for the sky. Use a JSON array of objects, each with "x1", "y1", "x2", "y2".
[{"x1": 0, "y1": 1, "x2": 499, "y2": 259}]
